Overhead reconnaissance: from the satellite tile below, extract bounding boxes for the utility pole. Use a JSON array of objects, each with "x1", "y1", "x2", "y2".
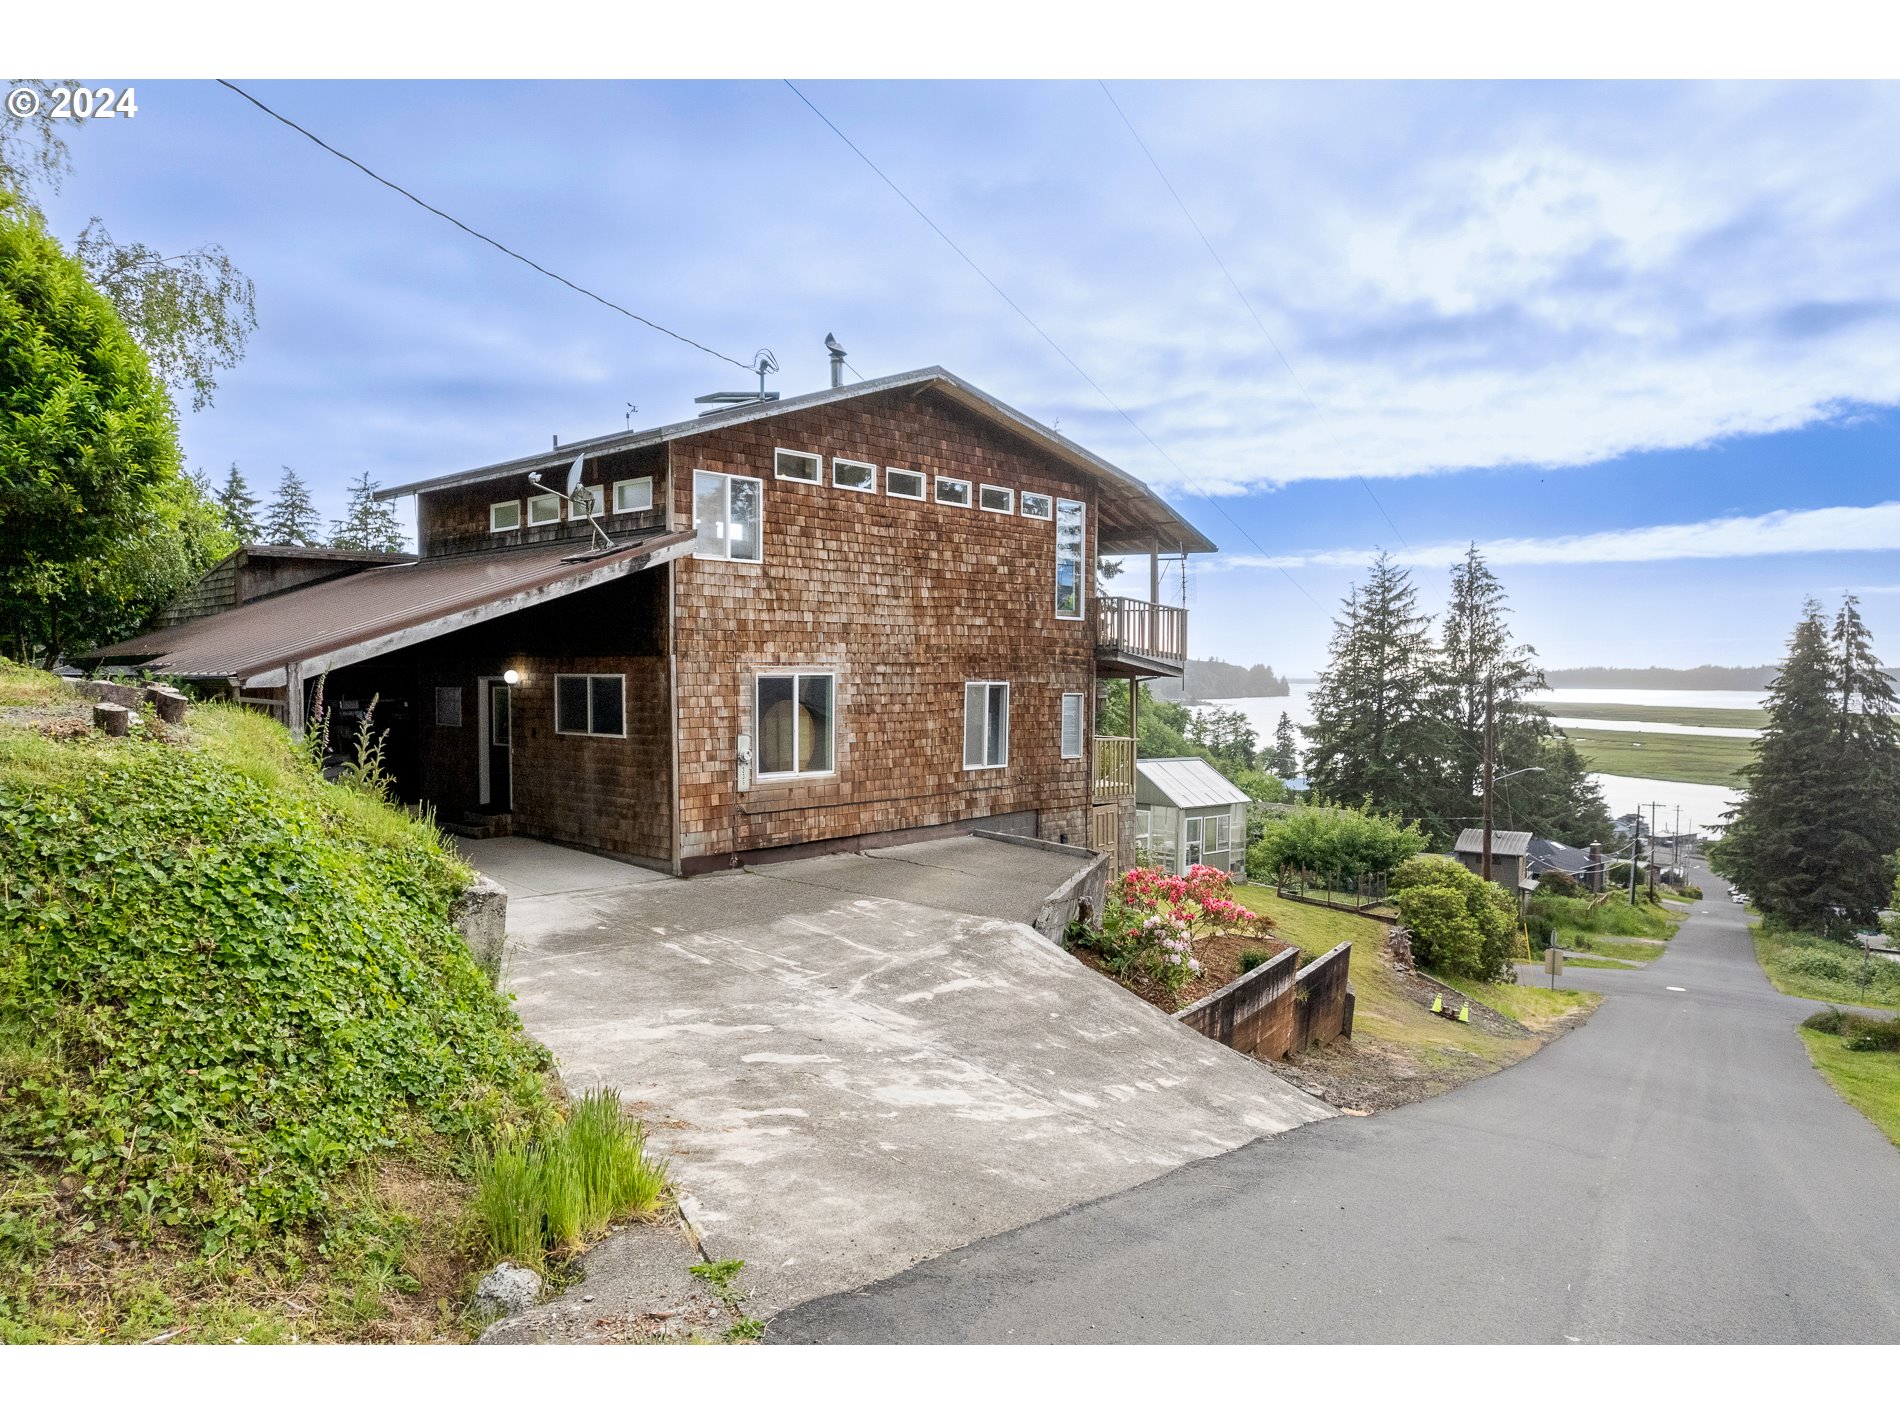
[
  {"x1": 1480, "y1": 671, "x2": 1495, "y2": 885},
  {"x1": 1629, "y1": 803, "x2": 1640, "y2": 907},
  {"x1": 1648, "y1": 800, "x2": 1663, "y2": 896}
]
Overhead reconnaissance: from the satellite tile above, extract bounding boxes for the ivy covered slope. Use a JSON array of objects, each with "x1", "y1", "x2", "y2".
[{"x1": 0, "y1": 661, "x2": 556, "y2": 1341}]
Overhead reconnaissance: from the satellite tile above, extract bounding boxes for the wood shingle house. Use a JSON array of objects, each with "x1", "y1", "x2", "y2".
[{"x1": 86, "y1": 366, "x2": 1212, "y2": 876}]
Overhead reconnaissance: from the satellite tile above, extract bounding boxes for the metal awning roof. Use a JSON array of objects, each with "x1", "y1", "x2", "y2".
[
  {"x1": 82, "y1": 529, "x2": 692, "y2": 686},
  {"x1": 378, "y1": 367, "x2": 1217, "y2": 557},
  {"x1": 1136, "y1": 757, "x2": 1253, "y2": 809}
]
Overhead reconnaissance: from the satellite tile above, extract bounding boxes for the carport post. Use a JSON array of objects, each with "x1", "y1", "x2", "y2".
[
  {"x1": 1128, "y1": 675, "x2": 1139, "y2": 743},
  {"x1": 284, "y1": 663, "x2": 304, "y2": 735}
]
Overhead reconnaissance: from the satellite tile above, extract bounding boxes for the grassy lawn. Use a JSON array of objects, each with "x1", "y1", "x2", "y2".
[
  {"x1": 1753, "y1": 922, "x2": 1900, "y2": 1011},
  {"x1": 1231, "y1": 886, "x2": 1600, "y2": 1093},
  {"x1": 1799, "y1": 1029, "x2": 1900, "y2": 1147},
  {"x1": 1541, "y1": 701, "x2": 1768, "y2": 731},
  {"x1": 1566, "y1": 726, "x2": 1753, "y2": 785}
]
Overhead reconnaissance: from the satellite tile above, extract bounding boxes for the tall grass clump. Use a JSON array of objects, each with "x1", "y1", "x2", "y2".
[
  {"x1": 473, "y1": 1141, "x2": 547, "y2": 1271},
  {"x1": 470, "y1": 1090, "x2": 668, "y2": 1268}
]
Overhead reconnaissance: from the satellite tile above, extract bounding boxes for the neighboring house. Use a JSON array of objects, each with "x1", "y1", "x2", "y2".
[
  {"x1": 153, "y1": 544, "x2": 411, "y2": 627},
  {"x1": 1453, "y1": 828, "x2": 1537, "y2": 904},
  {"x1": 84, "y1": 363, "x2": 1211, "y2": 877},
  {"x1": 1528, "y1": 835, "x2": 1608, "y2": 892},
  {"x1": 1134, "y1": 757, "x2": 1251, "y2": 879}
]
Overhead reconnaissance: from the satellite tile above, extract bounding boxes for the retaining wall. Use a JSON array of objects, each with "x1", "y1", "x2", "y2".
[{"x1": 1174, "y1": 940, "x2": 1353, "y2": 1060}]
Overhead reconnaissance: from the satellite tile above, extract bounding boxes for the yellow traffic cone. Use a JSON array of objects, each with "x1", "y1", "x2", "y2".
[
  {"x1": 1431, "y1": 993, "x2": 1443, "y2": 1015},
  {"x1": 1458, "y1": 1001, "x2": 1470, "y2": 1023}
]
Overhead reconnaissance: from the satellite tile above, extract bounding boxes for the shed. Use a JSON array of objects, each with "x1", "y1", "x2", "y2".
[{"x1": 1134, "y1": 757, "x2": 1252, "y2": 879}]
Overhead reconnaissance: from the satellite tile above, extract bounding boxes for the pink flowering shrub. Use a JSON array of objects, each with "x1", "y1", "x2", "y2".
[{"x1": 1089, "y1": 863, "x2": 1262, "y2": 994}]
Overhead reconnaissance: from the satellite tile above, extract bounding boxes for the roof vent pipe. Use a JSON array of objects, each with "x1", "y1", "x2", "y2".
[{"x1": 825, "y1": 332, "x2": 847, "y2": 389}]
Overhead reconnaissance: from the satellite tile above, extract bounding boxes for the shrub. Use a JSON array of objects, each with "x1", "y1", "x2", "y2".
[
  {"x1": 1780, "y1": 946, "x2": 1861, "y2": 984},
  {"x1": 1803, "y1": 1006, "x2": 1847, "y2": 1034},
  {"x1": 1539, "y1": 870, "x2": 1584, "y2": 898},
  {"x1": 1080, "y1": 865, "x2": 1263, "y2": 996},
  {"x1": 1240, "y1": 947, "x2": 1278, "y2": 974},
  {"x1": 1247, "y1": 800, "x2": 1427, "y2": 886},
  {"x1": 1847, "y1": 1019, "x2": 1900, "y2": 1053},
  {"x1": 1392, "y1": 856, "x2": 1518, "y2": 981}
]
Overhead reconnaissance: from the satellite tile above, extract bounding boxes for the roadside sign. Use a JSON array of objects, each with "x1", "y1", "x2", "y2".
[{"x1": 1545, "y1": 944, "x2": 1562, "y2": 987}]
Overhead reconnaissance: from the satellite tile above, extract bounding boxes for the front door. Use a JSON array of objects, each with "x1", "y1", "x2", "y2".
[{"x1": 482, "y1": 678, "x2": 512, "y2": 811}]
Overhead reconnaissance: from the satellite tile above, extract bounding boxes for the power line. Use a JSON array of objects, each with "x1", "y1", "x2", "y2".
[
  {"x1": 783, "y1": 79, "x2": 1322, "y2": 613},
  {"x1": 215, "y1": 80, "x2": 753, "y2": 372},
  {"x1": 1096, "y1": 80, "x2": 1410, "y2": 553}
]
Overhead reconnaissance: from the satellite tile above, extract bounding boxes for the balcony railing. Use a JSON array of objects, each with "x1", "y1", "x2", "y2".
[
  {"x1": 1093, "y1": 734, "x2": 1135, "y2": 799},
  {"x1": 1095, "y1": 596, "x2": 1187, "y2": 672}
]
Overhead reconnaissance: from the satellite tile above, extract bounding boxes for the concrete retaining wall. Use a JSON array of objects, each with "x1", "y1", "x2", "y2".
[
  {"x1": 972, "y1": 830, "x2": 1110, "y2": 942},
  {"x1": 1175, "y1": 940, "x2": 1353, "y2": 1060},
  {"x1": 453, "y1": 872, "x2": 510, "y2": 982}
]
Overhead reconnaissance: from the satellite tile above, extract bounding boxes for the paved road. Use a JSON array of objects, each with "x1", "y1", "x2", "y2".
[{"x1": 771, "y1": 862, "x2": 1900, "y2": 1342}]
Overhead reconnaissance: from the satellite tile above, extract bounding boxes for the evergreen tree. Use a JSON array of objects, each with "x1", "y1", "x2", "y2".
[
  {"x1": 1712, "y1": 598, "x2": 1900, "y2": 931},
  {"x1": 263, "y1": 466, "x2": 323, "y2": 547},
  {"x1": 1304, "y1": 554, "x2": 1437, "y2": 823},
  {"x1": 328, "y1": 471, "x2": 407, "y2": 553},
  {"x1": 1270, "y1": 713, "x2": 1299, "y2": 778},
  {"x1": 214, "y1": 462, "x2": 262, "y2": 543}
]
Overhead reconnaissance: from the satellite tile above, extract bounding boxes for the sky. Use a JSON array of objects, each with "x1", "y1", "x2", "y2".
[{"x1": 31, "y1": 78, "x2": 1900, "y2": 676}]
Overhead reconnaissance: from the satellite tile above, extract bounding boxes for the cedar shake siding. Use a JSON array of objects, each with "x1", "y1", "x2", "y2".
[
  {"x1": 418, "y1": 445, "x2": 670, "y2": 557},
  {"x1": 90, "y1": 367, "x2": 1210, "y2": 876},
  {"x1": 668, "y1": 388, "x2": 1097, "y2": 869}
]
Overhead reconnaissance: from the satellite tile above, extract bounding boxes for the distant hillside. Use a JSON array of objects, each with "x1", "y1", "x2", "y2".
[
  {"x1": 1547, "y1": 664, "x2": 1779, "y2": 690},
  {"x1": 1152, "y1": 657, "x2": 1291, "y2": 702}
]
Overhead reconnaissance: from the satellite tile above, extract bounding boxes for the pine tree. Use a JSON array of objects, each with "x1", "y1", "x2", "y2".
[
  {"x1": 328, "y1": 471, "x2": 407, "y2": 553},
  {"x1": 214, "y1": 461, "x2": 262, "y2": 543},
  {"x1": 1712, "y1": 600, "x2": 1871, "y2": 930},
  {"x1": 263, "y1": 466, "x2": 323, "y2": 547},
  {"x1": 1424, "y1": 545, "x2": 1609, "y2": 848},
  {"x1": 1271, "y1": 712, "x2": 1299, "y2": 778},
  {"x1": 1304, "y1": 554, "x2": 1437, "y2": 821}
]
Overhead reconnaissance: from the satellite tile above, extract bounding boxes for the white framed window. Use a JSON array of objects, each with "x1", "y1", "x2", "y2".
[
  {"x1": 1055, "y1": 497, "x2": 1086, "y2": 619},
  {"x1": 775, "y1": 448, "x2": 821, "y2": 485},
  {"x1": 527, "y1": 491, "x2": 564, "y2": 526},
  {"x1": 1060, "y1": 692, "x2": 1084, "y2": 759},
  {"x1": 568, "y1": 485, "x2": 604, "y2": 522},
  {"x1": 979, "y1": 484, "x2": 1014, "y2": 514},
  {"x1": 754, "y1": 672, "x2": 836, "y2": 779},
  {"x1": 1021, "y1": 492, "x2": 1053, "y2": 520},
  {"x1": 555, "y1": 674, "x2": 626, "y2": 737},
  {"x1": 935, "y1": 475, "x2": 973, "y2": 507},
  {"x1": 612, "y1": 476, "x2": 654, "y2": 514},
  {"x1": 434, "y1": 686, "x2": 463, "y2": 728},
  {"x1": 1208, "y1": 814, "x2": 1232, "y2": 853},
  {"x1": 963, "y1": 681, "x2": 1009, "y2": 770},
  {"x1": 886, "y1": 469, "x2": 927, "y2": 501},
  {"x1": 489, "y1": 500, "x2": 522, "y2": 532},
  {"x1": 832, "y1": 457, "x2": 876, "y2": 493},
  {"x1": 693, "y1": 471, "x2": 763, "y2": 563}
]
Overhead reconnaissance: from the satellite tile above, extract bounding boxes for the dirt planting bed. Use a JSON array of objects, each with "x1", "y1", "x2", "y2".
[{"x1": 1068, "y1": 931, "x2": 1298, "y2": 1015}]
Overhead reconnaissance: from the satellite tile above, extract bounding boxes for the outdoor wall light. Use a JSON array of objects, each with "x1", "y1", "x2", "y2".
[{"x1": 503, "y1": 669, "x2": 520, "y2": 685}]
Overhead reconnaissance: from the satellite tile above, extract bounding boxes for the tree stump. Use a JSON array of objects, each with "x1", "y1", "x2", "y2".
[
  {"x1": 93, "y1": 703, "x2": 132, "y2": 737},
  {"x1": 81, "y1": 680, "x2": 143, "y2": 710},
  {"x1": 146, "y1": 687, "x2": 188, "y2": 724}
]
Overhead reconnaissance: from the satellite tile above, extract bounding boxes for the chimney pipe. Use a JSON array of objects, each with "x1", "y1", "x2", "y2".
[{"x1": 825, "y1": 332, "x2": 847, "y2": 389}]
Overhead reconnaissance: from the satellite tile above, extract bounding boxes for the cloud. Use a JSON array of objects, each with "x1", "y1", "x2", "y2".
[{"x1": 1212, "y1": 501, "x2": 1900, "y2": 571}]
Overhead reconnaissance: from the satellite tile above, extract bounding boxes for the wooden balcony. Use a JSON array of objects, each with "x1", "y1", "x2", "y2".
[
  {"x1": 1095, "y1": 596, "x2": 1187, "y2": 677},
  {"x1": 1093, "y1": 734, "x2": 1136, "y2": 799}
]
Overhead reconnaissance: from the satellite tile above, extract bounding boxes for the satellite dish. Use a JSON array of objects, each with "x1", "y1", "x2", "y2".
[{"x1": 565, "y1": 453, "x2": 585, "y2": 495}]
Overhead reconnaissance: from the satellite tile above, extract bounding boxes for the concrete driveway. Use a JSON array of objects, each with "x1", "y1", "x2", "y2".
[{"x1": 465, "y1": 835, "x2": 1331, "y2": 1316}]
